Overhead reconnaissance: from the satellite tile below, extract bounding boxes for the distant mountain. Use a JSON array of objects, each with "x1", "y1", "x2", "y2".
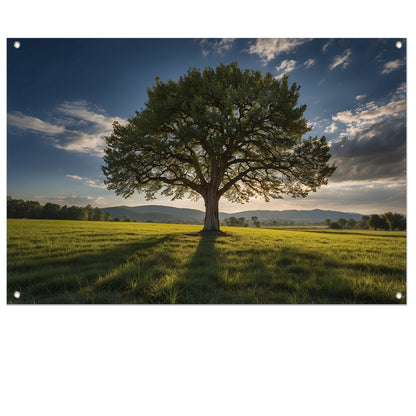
[
  {"x1": 102, "y1": 205, "x2": 205, "y2": 224},
  {"x1": 103, "y1": 205, "x2": 364, "y2": 225}
]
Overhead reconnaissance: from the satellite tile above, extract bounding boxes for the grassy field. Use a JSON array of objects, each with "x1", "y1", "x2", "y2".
[{"x1": 7, "y1": 219, "x2": 406, "y2": 304}]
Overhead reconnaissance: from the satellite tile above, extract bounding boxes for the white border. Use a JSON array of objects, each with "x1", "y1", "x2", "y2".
[{"x1": 1, "y1": 1, "x2": 415, "y2": 415}]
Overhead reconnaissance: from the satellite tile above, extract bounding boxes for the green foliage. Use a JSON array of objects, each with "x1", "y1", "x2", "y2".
[
  {"x1": 7, "y1": 220, "x2": 406, "y2": 304},
  {"x1": 223, "y1": 216, "x2": 249, "y2": 227},
  {"x1": 102, "y1": 62, "x2": 336, "y2": 230},
  {"x1": 356, "y1": 217, "x2": 369, "y2": 230},
  {"x1": 382, "y1": 212, "x2": 406, "y2": 231},
  {"x1": 41, "y1": 202, "x2": 61, "y2": 219},
  {"x1": 369, "y1": 214, "x2": 387, "y2": 231},
  {"x1": 251, "y1": 216, "x2": 261, "y2": 228},
  {"x1": 86, "y1": 204, "x2": 94, "y2": 221},
  {"x1": 262, "y1": 219, "x2": 296, "y2": 227},
  {"x1": 7, "y1": 197, "x2": 112, "y2": 222},
  {"x1": 92, "y1": 208, "x2": 105, "y2": 221},
  {"x1": 60, "y1": 205, "x2": 89, "y2": 221},
  {"x1": 326, "y1": 213, "x2": 405, "y2": 231},
  {"x1": 344, "y1": 219, "x2": 357, "y2": 229},
  {"x1": 337, "y1": 218, "x2": 347, "y2": 228},
  {"x1": 7, "y1": 197, "x2": 42, "y2": 219}
]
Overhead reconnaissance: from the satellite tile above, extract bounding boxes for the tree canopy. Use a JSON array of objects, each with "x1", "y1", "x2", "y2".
[{"x1": 103, "y1": 62, "x2": 336, "y2": 231}]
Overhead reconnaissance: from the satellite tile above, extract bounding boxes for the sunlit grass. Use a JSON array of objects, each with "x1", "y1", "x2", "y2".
[{"x1": 7, "y1": 219, "x2": 406, "y2": 304}]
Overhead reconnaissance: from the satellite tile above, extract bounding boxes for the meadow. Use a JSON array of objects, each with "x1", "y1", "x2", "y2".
[{"x1": 7, "y1": 219, "x2": 406, "y2": 304}]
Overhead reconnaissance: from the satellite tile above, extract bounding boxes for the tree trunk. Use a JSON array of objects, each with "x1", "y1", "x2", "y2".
[{"x1": 203, "y1": 192, "x2": 220, "y2": 231}]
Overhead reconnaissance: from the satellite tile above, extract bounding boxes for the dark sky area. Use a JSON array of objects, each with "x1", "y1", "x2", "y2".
[{"x1": 7, "y1": 38, "x2": 406, "y2": 214}]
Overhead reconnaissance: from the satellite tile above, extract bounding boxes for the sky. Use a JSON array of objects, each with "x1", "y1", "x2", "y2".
[{"x1": 7, "y1": 38, "x2": 406, "y2": 214}]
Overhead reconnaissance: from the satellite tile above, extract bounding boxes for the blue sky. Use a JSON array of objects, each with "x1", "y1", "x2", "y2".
[{"x1": 7, "y1": 38, "x2": 406, "y2": 214}]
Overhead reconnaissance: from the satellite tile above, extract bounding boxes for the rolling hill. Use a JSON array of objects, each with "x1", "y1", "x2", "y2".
[
  {"x1": 102, "y1": 205, "x2": 364, "y2": 225},
  {"x1": 102, "y1": 205, "x2": 205, "y2": 224}
]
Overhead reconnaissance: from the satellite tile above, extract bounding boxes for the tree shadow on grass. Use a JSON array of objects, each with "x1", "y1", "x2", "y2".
[
  {"x1": 176, "y1": 231, "x2": 220, "y2": 304},
  {"x1": 178, "y1": 239, "x2": 406, "y2": 304},
  {"x1": 7, "y1": 234, "x2": 179, "y2": 304},
  {"x1": 8, "y1": 230, "x2": 406, "y2": 305}
]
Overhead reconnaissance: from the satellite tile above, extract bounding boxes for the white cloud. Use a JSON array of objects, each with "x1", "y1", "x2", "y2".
[
  {"x1": 304, "y1": 58, "x2": 316, "y2": 69},
  {"x1": 329, "y1": 48, "x2": 352, "y2": 70},
  {"x1": 57, "y1": 100, "x2": 125, "y2": 131},
  {"x1": 322, "y1": 39, "x2": 333, "y2": 53},
  {"x1": 355, "y1": 94, "x2": 366, "y2": 100},
  {"x1": 332, "y1": 85, "x2": 406, "y2": 136},
  {"x1": 8, "y1": 113, "x2": 66, "y2": 135},
  {"x1": 300, "y1": 180, "x2": 406, "y2": 214},
  {"x1": 394, "y1": 83, "x2": 406, "y2": 99},
  {"x1": 275, "y1": 59, "x2": 297, "y2": 79},
  {"x1": 66, "y1": 174, "x2": 84, "y2": 181},
  {"x1": 247, "y1": 38, "x2": 311, "y2": 64},
  {"x1": 328, "y1": 85, "x2": 406, "y2": 185},
  {"x1": 200, "y1": 38, "x2": 235, "y2": 56},
  {"x1": 214, "y1": 38, "x2": 234, "y2": 54},
  {"x1": 66, "y1": 174, "x2": 107, "y2": 189},
  {"x1": 330, "y1": 117, "x2": 406, "y2": 182},
  {"x1": 380, "y1": 58, "x2": 406, "y2": 75},
  {"x1": 53, "y1": 130, "x2": 107, "y2": 155},
  {"x1": 324, "y1": 122, "x2": 337, "y2": 133},
  {"x1": 232, "y1": 179, "x2": 405, "y2": 214},
  {"x1": 8, "y1": 101, "x2": 127, "y2": 156},
  {"x1": 308, "y1": 116, "x2": 326, "y2": 130}
]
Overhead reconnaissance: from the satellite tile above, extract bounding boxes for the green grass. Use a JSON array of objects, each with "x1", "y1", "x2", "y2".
[{"x1": 7, "y1": 219, "x2": 406, "y2": 304}]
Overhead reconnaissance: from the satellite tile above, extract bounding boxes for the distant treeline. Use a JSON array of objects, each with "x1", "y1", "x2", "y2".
[
  {"x1": 7, "y1": 197, "x2": 134, "y2": 222},
  {"x1": 222, "y1": 216, "x2": 264, "y2": 227},
  {"x1": 222, "y1": 214, "x2": 406, "y2": 230},
  {"x1": 222, "y1": 216, "x2": 276, "y2": 227},
  {"x1": 7, "y1": 197, "x2": 406, "y2": 230},
  {"x1": 325, "y1": 214, "x2": 406, "y2": 231}
]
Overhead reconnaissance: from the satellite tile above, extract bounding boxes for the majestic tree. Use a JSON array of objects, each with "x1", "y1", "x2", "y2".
[{"x1": 103, "y1": 62, "x2": 336, "y2": 231}]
